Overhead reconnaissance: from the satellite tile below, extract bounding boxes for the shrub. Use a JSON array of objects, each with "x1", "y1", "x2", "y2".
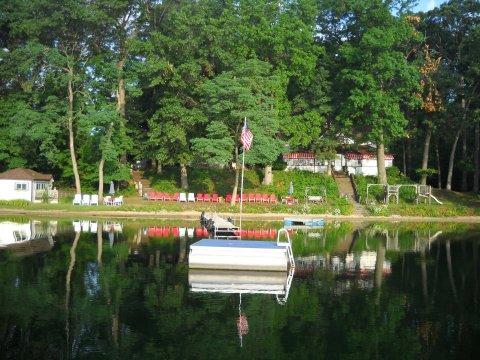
[{"x1": 0, "y1": 199, "x2": 30, "y2": 207}]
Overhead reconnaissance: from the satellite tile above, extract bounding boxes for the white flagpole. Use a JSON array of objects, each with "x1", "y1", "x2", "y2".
[{"x1": 239, "y1": 117, "x2": 247, "y2": 233}]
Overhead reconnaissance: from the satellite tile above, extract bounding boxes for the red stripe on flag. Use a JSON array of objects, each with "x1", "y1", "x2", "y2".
[{"x1": 240, "y1": 123, "x2": 253, "y2": 151}]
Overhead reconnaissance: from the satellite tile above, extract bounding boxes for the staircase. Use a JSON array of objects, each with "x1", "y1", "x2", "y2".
[
  {"x1": 334, "y1": 172, "x2": 368, "y2": 216},
  {"x1": 132, "y1": 170, "x2": 152, "y2": 197}
]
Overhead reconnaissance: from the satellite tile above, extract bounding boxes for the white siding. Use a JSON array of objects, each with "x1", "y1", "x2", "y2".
[{"x1": 0, "y1": 179, "x2": 33, "y2": 201}]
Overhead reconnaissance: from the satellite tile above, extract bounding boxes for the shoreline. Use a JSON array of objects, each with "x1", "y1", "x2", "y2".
[{"x1": 1, "y1": 208, "x2": 480, "y2": 223}]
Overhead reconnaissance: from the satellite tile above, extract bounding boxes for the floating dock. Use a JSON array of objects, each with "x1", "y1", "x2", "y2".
[
  {"x1": 189, "y1": 239, "x2": 290, "y2": 271},
  {"x1": 189, "y1": 269, "x2": 290, "y2": 294},
  {"x1": 284, "y1": 218, "x2": 324, "y2": 227},
  {"x1": 189, "y1": 228, "x2": 295, "y2": 271}
]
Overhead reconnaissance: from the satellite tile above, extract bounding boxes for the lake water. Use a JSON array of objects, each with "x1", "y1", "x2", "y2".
[{"x1": 0, "y1": 217, "x2": 479, "y2": 359}]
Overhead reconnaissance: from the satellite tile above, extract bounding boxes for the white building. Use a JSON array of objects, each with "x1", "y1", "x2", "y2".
[
  {"x1": 283, "y1": 152, "x2": 394, "y2": 176},
  {"x1": 0, "y1": 168, "x2": 56, "y2": 203},
  {"x1": 344, "y1": 153, "x2": 394, "y2": 176}
]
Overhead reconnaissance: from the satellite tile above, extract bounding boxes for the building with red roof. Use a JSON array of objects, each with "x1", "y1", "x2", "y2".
[{"x1": 283, "y1": 151, "x2": 394, "y2": 176}]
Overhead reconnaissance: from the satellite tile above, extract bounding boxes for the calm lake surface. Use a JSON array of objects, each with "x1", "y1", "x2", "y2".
[{"x1": 0, "y1": 216, "x2": 479, "y2": 359}]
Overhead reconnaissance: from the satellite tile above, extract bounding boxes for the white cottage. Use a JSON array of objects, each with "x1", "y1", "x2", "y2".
[
  {"x1": 344, "y1": 153, "x2": 394, "y2": 176},
  {"x1": 0, "y1": 168, "x2": 55, "y2": 203},
  {"x1": 283, "y1": 152, "x2": 393, "y2": 176}
]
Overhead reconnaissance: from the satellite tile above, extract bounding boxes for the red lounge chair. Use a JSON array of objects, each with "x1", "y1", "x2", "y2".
[
  {"x1": 235, "y1": 194, "x2": 240, "y2": 202},
  {"x1": 148, "y1": 227, "x2": 155, "y2": 237},
  {"x1": 261, "y1": 229, "x2": 269, "y2": 239},
  {"x1": 173, "y1": 192, "x2": 180, "y2": 201},
  {"x1": 172, "y1": 227, "x2": 179, "y2": 237},
  {"x1": 195, "y1": 228, "x2": 203, "y2": 237},
  {"x1": 247, "y1": 229, "x2": 254, "y2": 238},
  {"x1": 269, "y1": 194, "x2": 277, "y2": 203},
  {"x1": 156, "y1": 227, "x2": 162, "y2": 237},
  {"x1": 203, "y1": 227, "x2": 209, "y2": 237},
  {"x1": 163, "y1": 227, "x2": 170, "y2": 237},
  {"x1": 225, "y1": 194, "x2": 232, "y2": 202},
  {"x1": 212, "y1": 193, "x2": 219, "y2": 202},
  {"x1": 163, "y1": 192, "x2": 171, "y2": 201},
  {"x1": 197, "y1": 193, "x2": 204, "y2": 202},
  {"x1": 255, "y1": 193, "x2": 262, "y2": 203},
  {"x1": 204, "y1": 193, "x2": 211, "y2": 202},
  {"x1": 149, "y1": 191, "x2": 156, "y2": 201},
  {"x1": 248, "y1": 193, "x2": 255, "y2": 202},
  {"x1": 254, "y1": 229, "x2": 261, "y2": 238},
  {"x1": 241, "y1": 229, "x2": 247, "y2": 238},
  {"x1": 269, "y1": 229, "x2": 276, "y2": 239},
  {"x1": 156, "y1": 192, "x2": 163, "y2": 201},
  {"x1": 262, "y1": 193, "x2": 269, "y2": 203},
  {"x1": 242, "y1": 193, "x2": 247, "y2": 202}
]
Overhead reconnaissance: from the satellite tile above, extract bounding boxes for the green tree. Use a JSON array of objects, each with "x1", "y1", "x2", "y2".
[
  {"x1": 192, "y1": 59, "x2": 282, "y2": 204},
  {"x1": 422, "y1": 0, "x2": 480, "y2": 190},
  {"x1": 338, "y1": 0, "x2": 422, "y2": 184}
]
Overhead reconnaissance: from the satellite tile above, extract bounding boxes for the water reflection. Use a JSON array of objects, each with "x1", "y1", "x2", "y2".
[
  {"x1": 0, "y1": 220, "x2": 56, "y2": 257},
  {"x1": 0, "y1": 218, "x2": 478, "y2": 359}
]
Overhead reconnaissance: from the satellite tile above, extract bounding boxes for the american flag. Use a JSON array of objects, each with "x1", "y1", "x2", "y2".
[{"x1": 240, "y1": 119, "x2": 253, "y2": 151}]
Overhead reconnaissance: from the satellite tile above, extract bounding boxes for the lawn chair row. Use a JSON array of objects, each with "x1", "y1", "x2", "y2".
[
  {"x1": 148, "y1": 192, "x2": 195, "y2": 202},
  {"x1": 148, "y1": 192, "x2": 221, "y2": 202},
  {"x1": 147, "y1": 191, "x2": 277, "y2": 203},
  {"x1": 195, "y1": 193, "x2": 220, "y2": 202},
  {"x1": 103, "y1": 195, "x2": 123, "y2": 206},
  {"x1": 225, "y1": 193, "x2": 277, "y2": 203},
  {"x1": 72, "y1": 194, "x2": 99, "y2": 206}
]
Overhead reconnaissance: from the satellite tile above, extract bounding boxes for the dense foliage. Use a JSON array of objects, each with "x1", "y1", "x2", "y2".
[{"x1": 0, "y1": 0, "x2": 479, "y2": 193}]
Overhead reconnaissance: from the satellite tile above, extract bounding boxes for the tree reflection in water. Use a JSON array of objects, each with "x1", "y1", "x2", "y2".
[{"x1": 0, "y1": 219, "x2": 478, "y2": 359}]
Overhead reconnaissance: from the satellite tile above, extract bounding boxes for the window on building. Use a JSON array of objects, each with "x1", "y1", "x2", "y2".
[
  {"x1": 36, "y1": 182, "x2": 47, "y2": 190},
  {"x1": 15, "y1": 182, "x2": 28, "y2": 191}
]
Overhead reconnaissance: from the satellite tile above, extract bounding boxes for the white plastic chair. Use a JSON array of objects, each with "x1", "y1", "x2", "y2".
[
  {"x1": 113, "y1": 195, "x2": 123, "y2": 206},
  {"x1": 81, "y1": 220, "x2": 89, "y2": 232},
  {"x1": 73, "y1": 220, "x2": 81, "y2": 232},
  {"x1": 179, "y1": 193, "x2": 187, "y2": 202},
  {"x1": 81, "y1": 194, "x2": 90, "y2": 205},
  {"x1": 187, "y1": 193, "x2": 195, "y2": 202},
  {"x1": 90, "y1": 221, "x2": 98, "y2": 233},
  {"x1": 90, "y1": 194, "x2": 99, "y2": 205},
  {"x1": 72, "y1": 194, "x2": 81, "y2": 205}
]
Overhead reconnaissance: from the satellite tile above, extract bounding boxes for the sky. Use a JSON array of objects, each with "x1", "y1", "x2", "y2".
[{"x1": 413, "y1": 0, "x2": 448, "y2": 13}]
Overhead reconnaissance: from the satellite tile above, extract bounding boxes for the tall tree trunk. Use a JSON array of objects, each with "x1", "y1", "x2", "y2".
[
  {"x1": 461, "y1": 129, "x2": 468, "y2": 191},
  {"x1": 180, "y1": 163, "x2": 188, "y2": 189},
  {"x1": 97, "y1": 222, "x2": 103, "y2": 264},
  {"x1": 376, "y1": 133, "x2": 387, "y2": 185},
  {"x1": 65, "y1": 231, "x2": 80, "y2": 355},
  {"x1": 98, "y1": 122, "x2": 114, "y2": 202},
  {"x1": 474, "y1": 122, "x2": 479, "y2": 192},
  {"x1": 420, "y1": 240, "x2": 429, "y2": 307},
  {"x1": 446, "y1": 240, "x2": 458, "y2": 300},
  {"x1": 402, "y1": 140, "x2": 407, "y2": 175},
  {"x1": 67, "y1": 66, "x2": 81, "y2": 194},
  {"x1": 436, "y1": 141, "x2": 442, "y2": 189},
  {"x1": 406, "y1": 138, "x2": 412, "y2": 177},
  {"x1": 156, "y1": 160, "x2": 162, "y2": 174},
  {"x1": 446, "y1": 127, "x2": 462, "y2": 191},
  {"x1": 326, "y1": 161, "x2": 332, "y2": 176},
  {"x1": 117, "y1": 57, "x2": 127, "y2": 165},
  {"x1": 374, "y1": 238, "x2": 386, "y2": 304},
  {"x1": 263, "y1": 165, "x2": 273, "y2": 185},
  {"x1": 420, "y1": 126, "x2": 432, "y2": 185}
]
